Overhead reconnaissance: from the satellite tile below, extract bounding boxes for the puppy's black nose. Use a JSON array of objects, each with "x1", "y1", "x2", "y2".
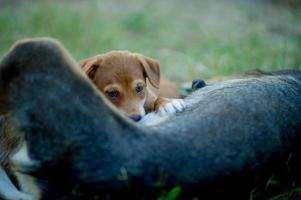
[{"x1": 129, "y1": 115, "x2": 142, "y2": 122}]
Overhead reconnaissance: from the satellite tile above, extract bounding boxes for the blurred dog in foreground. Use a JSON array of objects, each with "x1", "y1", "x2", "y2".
[
  {"x1": 80, "y1": 51, "x2": 185, "y2": 122},
  {"x1": 0, "y1": 117, "x2": 32, "y2": 200},
  {"x1": 0, "y1": 38, "x2": 301, "y2": 200}
]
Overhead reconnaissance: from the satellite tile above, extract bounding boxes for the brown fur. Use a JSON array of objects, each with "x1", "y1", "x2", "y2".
[{"x1": 80, "y1": 51, "x2": 180, "y2": 120}]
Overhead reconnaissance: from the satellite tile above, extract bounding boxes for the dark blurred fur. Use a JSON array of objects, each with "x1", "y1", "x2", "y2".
[
  {"x1": 0, "y1": 116, "x2": 28, "y2": 200},
  {"x1": 0, "y1": 116, "x2": 22, "y2": 169},
  {"x1": 1, "y1": 38, "x2": 301, "y2": 200},
  {"x1": 0, "y1": 40, "x2": 35, "y2": 200}
]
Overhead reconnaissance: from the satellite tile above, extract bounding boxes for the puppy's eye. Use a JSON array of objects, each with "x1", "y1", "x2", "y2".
[
  {"x1": 135, "y1": 85, "x2": 144, "y2": 94},
  {"x1": 106, "y1": 90, "x2": 119, "y2": 99}
]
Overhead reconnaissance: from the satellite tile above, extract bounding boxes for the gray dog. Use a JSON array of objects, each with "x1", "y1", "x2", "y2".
[{"x1": 0, "y1": 38, "x2": 301, "y2": 200}]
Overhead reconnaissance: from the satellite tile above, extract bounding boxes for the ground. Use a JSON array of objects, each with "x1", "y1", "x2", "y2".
[{"x1": 0, "y1": 0, "x2": 301, "y2": 199}]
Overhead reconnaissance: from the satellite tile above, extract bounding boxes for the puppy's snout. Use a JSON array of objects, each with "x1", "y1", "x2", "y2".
[{"x1": 129, "y1": 115, "x2": 142, "y2": 122}]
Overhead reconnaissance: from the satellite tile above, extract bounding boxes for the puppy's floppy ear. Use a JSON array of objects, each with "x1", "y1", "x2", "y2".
[
  {"x1": 79, "y1": 56, "x2": 102, "y2": 79},
  {"x1": 135, "y1": 53, "x2": 160, "y2": 89}
]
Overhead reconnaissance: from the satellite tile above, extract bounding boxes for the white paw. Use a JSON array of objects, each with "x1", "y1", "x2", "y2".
[{"x1": 158, "y1": 99, "x2": 186, "y2": 116}]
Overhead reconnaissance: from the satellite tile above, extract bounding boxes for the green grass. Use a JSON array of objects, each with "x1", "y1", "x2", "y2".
[
  {"x1": 0, "y1": 0, "x2": 300, "y2": 84},
  {"x1": 268, "y1": 187, "x2": 301, "y2": 200},
  {"x1": 0, "y1": 0, "x2": 301, "y2": 199},
  {"x1": 158, "y1": 186, "x2": 182, "y2": 200}
]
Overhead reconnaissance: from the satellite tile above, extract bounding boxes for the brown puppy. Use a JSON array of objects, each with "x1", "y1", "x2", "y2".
[{"x1": 80, "y1": 51, "x2": 185, "y2": 121}]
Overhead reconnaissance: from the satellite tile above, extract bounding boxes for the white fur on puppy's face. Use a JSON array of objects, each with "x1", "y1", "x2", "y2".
[
  {"x1": 138, "y1": 97, "x2": 146, "y2": 117},
  {"x1": 10, "y1": 142, "x2": 40, "y2": 200},
  {"x1": 101, "y1": 78, "x2": 147, "y2": 121}
]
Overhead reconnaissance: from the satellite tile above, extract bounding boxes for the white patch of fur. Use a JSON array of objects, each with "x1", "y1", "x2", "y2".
[
  {"x1": 139, "y1": 99, "x2": 186, "y2": 126},
  {"x1": 139, "y1": 97, "x2": 146, "y2": 116},
  {"x1": 10, "y1": 142, "x2": 41, "y2": 200},
  {"x1": 0, "y1": 165, "x2": 32, "y2": 200},
  {"x1": 158, "y1": 99, "x2": 186, "y2": 115}
]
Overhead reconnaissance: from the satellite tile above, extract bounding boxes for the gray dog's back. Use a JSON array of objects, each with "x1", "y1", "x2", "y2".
[{"x1": 134, "y1": 73, "x2": 301, "y2": 198}]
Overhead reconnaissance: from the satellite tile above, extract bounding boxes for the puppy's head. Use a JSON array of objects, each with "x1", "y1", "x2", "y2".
[{"x1": 80, "y1": 51, "x2": 160, "y2": 121}]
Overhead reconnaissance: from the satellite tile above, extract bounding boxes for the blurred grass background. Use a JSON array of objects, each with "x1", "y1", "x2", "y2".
[
  {"x1": 0, "y1": 0, "x2": 300, "y2": 84},
  {"x1": 0, "y1": 0, "x2": 301, "y2": 199}
]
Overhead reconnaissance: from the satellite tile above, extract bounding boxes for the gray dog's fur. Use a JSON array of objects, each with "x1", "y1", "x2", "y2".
[{"x1": 0, "y1": 38, "x2": 301, "y2": 200}]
